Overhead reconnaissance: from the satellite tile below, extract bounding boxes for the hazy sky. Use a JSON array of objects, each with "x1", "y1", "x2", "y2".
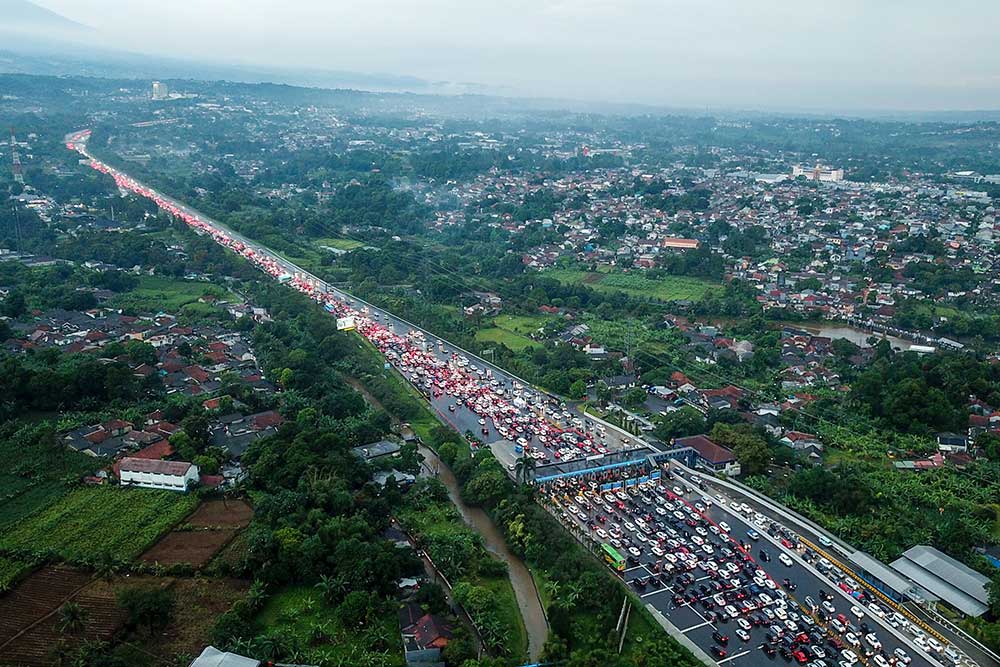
[{"x1": 37, "y1": 0, "x2": 1000, "y2": 111}]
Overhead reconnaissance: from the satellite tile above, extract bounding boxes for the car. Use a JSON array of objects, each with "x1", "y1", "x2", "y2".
[
  {"x1": 893, "y1": 648, "x2": 911, "y2": 665},
  {"x1": 872, "y1": 655, "x2": 890, "y2": 667},
  {"x1": 713, "y1": 631, "x2": 729, "y2": 645},
  {"x1": 927, "y1": 637, "x2": 944, "y2": 653},
  {"x1": 736, "y1": 628, "x2": 751, "y2": 642},
  {"x1": 840, "y1": 649, "x2": 858, "y2": 664},
  {"x1": 747, "y1": 529, "x2": 760, "y2": 540},
  {"x1": 809, "y1": 646, "x2": 826, "y2": 659},
  {"x1": 913, "y1": 636, "x2": 929, "y2": 652},
  {"x1": 759, "y1": 549, "x2": 771, "y2": 562},
  {"x1": 711, "y1": 646, "x2": 728, "y2": 659},
  {"x1": 843, "y1": 633, "x2": 859, "y2": 648},
  {"x1": 628, "y1": 547, "x2": 641, "y2": 557},
  {"x1": 725, "y1": 605, "x2": 740, "y2": 619},
  {"x1": 672, "y1": 486, "x2": 685, "y2": 496},
  {"x1": 719, "y1": 521, "x2": 731, "y2": 532},
  {"x1": 792, "y1": 649, "x2": 808, "y2": 664},
  {"x1": 779, "y1": 553, "x2": 793, "y2": 566},
  {"x1": 821, "y1": 600, "x2": 836, "y2": 615},
  {"x1": 830, "y1": 619, "x2": 845, "y2": 633},
  {"x1": 737, "y1": 617, "x2": 752, "y2": 631}
]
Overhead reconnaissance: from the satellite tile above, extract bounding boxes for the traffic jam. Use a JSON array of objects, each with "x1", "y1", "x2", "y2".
[
  {"x1": 545, "y1": 466, "x2": 941, "y2": 667},
  {"x1": 66, "y1": 133, "x2": 616, "y2": 470}
]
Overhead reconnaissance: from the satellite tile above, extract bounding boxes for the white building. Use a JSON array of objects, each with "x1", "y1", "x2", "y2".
[
  {"x1": 119, "y1": 457, "x2": 199, "y2": 492},
  {"x1": 792, "y1": 163, "x2": 844, "y2": 183},
  {"x1": 152, "y1": 81, "x2": 169, "y2": 100}
]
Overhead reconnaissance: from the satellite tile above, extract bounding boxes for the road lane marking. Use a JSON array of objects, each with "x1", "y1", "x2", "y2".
[
  {"x1": 681, "y1": 620, "x2": 712, "y2": 632},
  {"x1": 716, "y1": 649, "x2": 750, "y2": 664},
  {"x1": 641, "y1": 588, "x2": 672, "y2": 598}
]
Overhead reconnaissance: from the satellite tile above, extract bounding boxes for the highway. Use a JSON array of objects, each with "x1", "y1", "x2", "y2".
[
  {"x1": 62, "y1": 131, "x2": 980, "y2": 667},
  {"x1": 64, "y1": 131, "x2": 640, "y2": 470}
]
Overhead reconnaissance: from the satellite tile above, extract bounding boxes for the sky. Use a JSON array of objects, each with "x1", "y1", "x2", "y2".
[{"x1": 35, "y1": 0, "x2": 1000, "y2": 112}]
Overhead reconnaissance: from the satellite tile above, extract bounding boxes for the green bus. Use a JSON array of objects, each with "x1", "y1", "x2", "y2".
[{"x1": 602, "y1": 543, "x2": 626, "y2": 572}]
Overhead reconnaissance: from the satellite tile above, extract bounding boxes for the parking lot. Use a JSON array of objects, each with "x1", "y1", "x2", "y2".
[{"x1": 543, "y1": 464, "x2": 945, "y2": 667}]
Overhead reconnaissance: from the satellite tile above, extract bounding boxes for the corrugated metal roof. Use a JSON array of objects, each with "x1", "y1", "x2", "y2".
[
  {"x1": 189, "y1": 646, "x2": 260, "y2": 667},
  {"x1": 849, "y1": 551, "x2": 935, "y2": 601},
  {"x1": 890, "y1": 545, "x2": 989, "y2": 617}
]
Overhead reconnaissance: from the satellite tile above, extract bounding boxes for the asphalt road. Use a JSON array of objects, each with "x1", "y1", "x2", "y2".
[{"x1": 550, "y1": 466, "x2": 942, "y2": 667}]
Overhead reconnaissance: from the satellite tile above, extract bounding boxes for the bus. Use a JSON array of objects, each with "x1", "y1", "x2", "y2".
[{"x1": 602, "y1": 544, "x2": 626, "y2": 572}]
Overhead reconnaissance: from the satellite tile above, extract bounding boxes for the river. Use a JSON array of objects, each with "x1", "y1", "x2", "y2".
[
  {"x1": 786, "y1": 322, "x2": 915, "y2": 350},
  {"x1": 417, "y1": 444, "x2": 549, "y2": 661}
]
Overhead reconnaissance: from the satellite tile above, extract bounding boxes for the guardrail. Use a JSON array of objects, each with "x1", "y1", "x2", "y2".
[{"x1": 798, "y1": 536, "x2": 951, "y2": 648}]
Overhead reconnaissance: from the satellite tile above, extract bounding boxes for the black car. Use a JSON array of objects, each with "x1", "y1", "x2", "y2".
[
  {"x1": 759, "y1": 549, "x2": 771, "y2": 561},
  {"x1": 762, "y1": 643, "x2": 777, "y2": 657},
  {"x1": 713, "y1": 631, "x2": 729, "y2": 645},
  {"x1": 711, "y1": 646, "x2": 728, "y2": 658}
]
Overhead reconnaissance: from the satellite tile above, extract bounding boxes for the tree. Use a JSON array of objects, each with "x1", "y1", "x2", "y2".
[
  {"x1": 621, "y1": 387, "x2": 647, "y2": 410},
  {"x1": 709, "y1": 423, "x2": 770, "y2": 476},
  {"x1": 987, "y1": 570, "x2": 1000, "y2": 617},
  {"x1": 514, "y1": 453, "x2": 536, "y2": 486},
  {"x1": 568, "y1": 379, "x2": 588, "y2": 400},
  {"x1": 56, "y1": 601, "x2": 87, "y2": 635},
  {"x1": 653, "y1": 406, "x2": 706, "y2": 441},
  {"x1": 116, "y1": 587, "x2": 174, "y2": 635}
]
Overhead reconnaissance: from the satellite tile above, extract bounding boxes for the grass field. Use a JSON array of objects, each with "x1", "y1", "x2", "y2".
[
  {"x1": 475, "y1": 314, "x2": 549, "y2": 352},
  {"x1": 109, "y1": 275, "x2": 235, "y2": 313},
  {"x1": 315, "y1": 237, "x2": 365, "y2": 251},
  {"x1": 0, "y1": 436, "x2": 98, "y2": 533},
  {"x1": 256, "y1": 586, "x2": 404, "y2": 667},
  {"x1": 0, "y1": 487, "x2": 198, "y2": 562},
  {"x1": 475, "y1": 327, "x2": 540, "y2": 352},
  {"x1": 544, "y1": 268, "x2": 720, "y2": 302}
]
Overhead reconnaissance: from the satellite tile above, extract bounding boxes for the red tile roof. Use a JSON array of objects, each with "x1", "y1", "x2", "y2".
[
  {"x1": 675, "y1": 435, "x2": 736, "y2": 464},
  {"x1": 118, "y1": 457, "x2": 194, "y2": 476}
]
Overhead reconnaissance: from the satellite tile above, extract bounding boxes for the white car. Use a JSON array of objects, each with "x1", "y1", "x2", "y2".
[
  {"x1": 830, "y1": 619, "x2": 845, "y2": 633},
  {"x1": 893, "y1": 648, "x2": 911, "y2": 665},
  {"x1": 865, "y1": 633, "x2": 881, "y2": 651},
  {"x1": 868, "y1": 603, "x2": 886, "y2": 618},
  {"x1": 850, "y1": 605, "x2": 865, "y2": 618},
  {"x1": 719, "y1": 521, "x2": 731, "y2": 532},
  {"x1": 628, "y1": 547, "x2": 641, "y2": 557},
  {"x1": 724, "y1": 605, "x2": 739, "y2": 619},
  {"x1": 872, "y1": 655, "x2": 890, "y2": 667},
  {"x1": 822, "y1": 600, "x2": 836, "y2": 614},
  {"x1": 736, "y1": 628, "x2": 751, "y2": 642},
  {"x1": 844, "y1": 633, "x2": 860, "y2": 648},
  {"x1": 651, "y1": 545, "x2": 664, "y2": 556},
  {"x1": 779, "y1": 553, "x2": 793, "y2": 566},
  {"x1": 841, "y1": 649, "x2": 858, "y2": 664},
  {"x1": 737, "y1": 617, "x2": 752, "y2": 631},
  {"x1": 672, "y1": 486, "x2": 684, "y2": 496}
]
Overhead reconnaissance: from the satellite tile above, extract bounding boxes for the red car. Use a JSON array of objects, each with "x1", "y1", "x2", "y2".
[{"x1": 793, "y1": 650, "x2": 808, "y2": 664}]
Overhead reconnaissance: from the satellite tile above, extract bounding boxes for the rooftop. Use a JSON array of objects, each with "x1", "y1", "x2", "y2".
[{"x1": 889, "y1": 545, "x2": 990, "y2": 617}]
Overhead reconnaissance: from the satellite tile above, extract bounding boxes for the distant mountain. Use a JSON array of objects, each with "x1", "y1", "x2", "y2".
[{"x1": 1, "y1": 0, "x2": 91, "y2": 32}]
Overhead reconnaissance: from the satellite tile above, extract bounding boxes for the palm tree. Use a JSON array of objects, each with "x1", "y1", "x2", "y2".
[
  {"x1": 514, "y1": 452, "x2": 536, "y2": 485},
  {"x1": 56, "y1": 601, "x2": 87, "y2": 635}
]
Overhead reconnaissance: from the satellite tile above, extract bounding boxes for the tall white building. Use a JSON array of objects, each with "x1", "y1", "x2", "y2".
[{"x1": 152, "y1": 81, "x2": 169, "y2": 100}]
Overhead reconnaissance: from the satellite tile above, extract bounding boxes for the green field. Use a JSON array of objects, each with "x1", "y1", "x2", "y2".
[
  {"x1": 475, "y1": 327, "x2": 540, "y2": 352},
  {"x1": 475, "y1": 314, "x2": 548, "y2": 352},
  {"x1": 0, "y1": 435, "x2": 98, "y2": 533},
  {"x1": 109, "y1": 275, "x2": 235, "y2": 313},
  {"x1": 315, "y1": 237, "x2": 365, "y2": 251},
  {"x1": 544, "y1": 268, "x2": 719, "y2": 302},
  {"x1": 0, "y1": 487, "x2": 198, "y2": 562},
  {"x1": 255, "y1": 586, "x2": 403, "y2": 666},
  {"x1": 0, "y1": 557, "x2": 32, "y2": 591},
  {"x1": 492, "y1": 314, "x2": 551, "y2": 334}
]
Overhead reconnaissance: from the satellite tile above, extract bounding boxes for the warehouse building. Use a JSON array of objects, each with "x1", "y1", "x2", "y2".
[
  {"x1": 890, "y1": 545, "x2": 990, "y2": 617},
  {"x1": 118, "y1": 457, "x2": 199, "y2": 492}
]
